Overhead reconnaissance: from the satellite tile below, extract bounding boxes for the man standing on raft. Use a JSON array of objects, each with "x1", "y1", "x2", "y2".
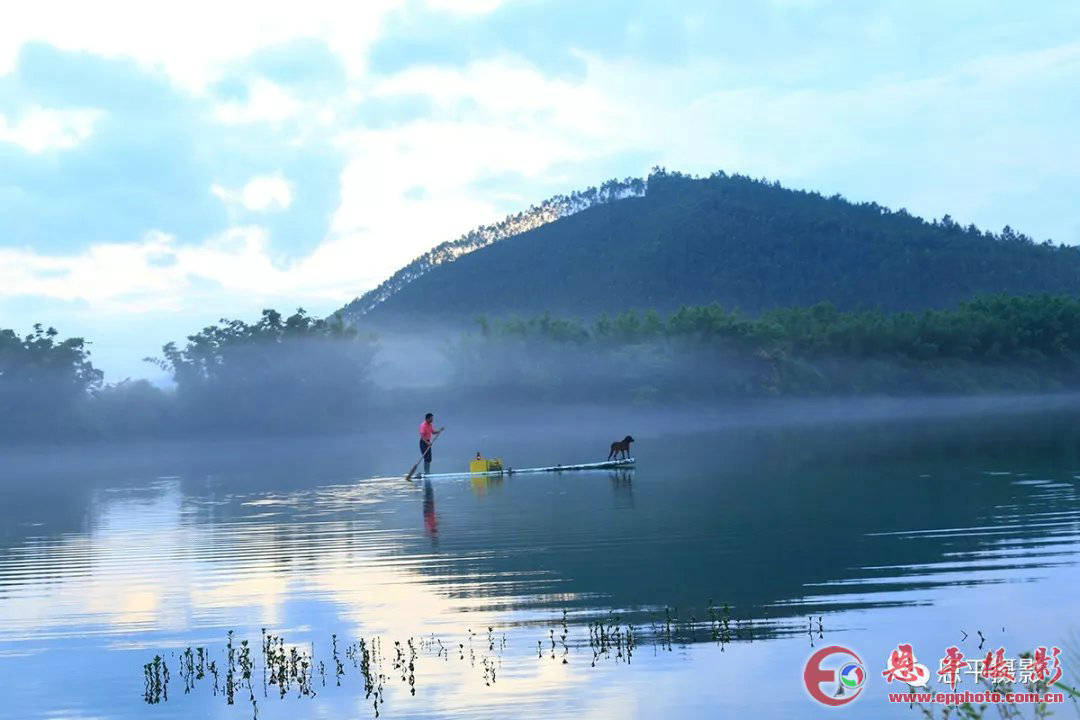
[{"x1": 419, "y1": 413, "x2": 444, "y2": 476}]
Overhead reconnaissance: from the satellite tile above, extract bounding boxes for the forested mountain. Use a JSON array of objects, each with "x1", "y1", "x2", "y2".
[{"x1": 341, "y1": 169, "x2": 1080, "y2": 325}]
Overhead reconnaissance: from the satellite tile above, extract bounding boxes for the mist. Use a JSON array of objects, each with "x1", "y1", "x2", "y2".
[
  {"x1": 7, "y1": 308, "x2": 1080, "y2": 466},
  {"x1": 2, "y1": 304, "x2": 1079, "y2": 444}
]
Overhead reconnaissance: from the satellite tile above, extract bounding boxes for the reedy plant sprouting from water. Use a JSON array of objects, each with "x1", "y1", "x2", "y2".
[
  {"x1": 407, "y1": 638, "x2": 417, "y2": 695},
  {"x1": 143, "y1": 655, "x2": 169, "y2": 704},
  {"x1": 141, "y1": 602, "x2": 787, "y2": 718},
  {"x1": 587, "y1": 611, "x2": 635, "y2": 666},
  {"x1": 225, "y1": 629, "x2": 235, "y2": 705}
]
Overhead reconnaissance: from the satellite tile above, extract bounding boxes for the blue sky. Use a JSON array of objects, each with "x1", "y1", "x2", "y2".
[{"x1": 1, "y1": 1, "x2": 1079, "y2": 381}]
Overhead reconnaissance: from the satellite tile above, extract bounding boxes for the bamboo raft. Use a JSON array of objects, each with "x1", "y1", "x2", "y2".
[{"x1": 412, "y1": 457, "x2": 635, "y2": 480}]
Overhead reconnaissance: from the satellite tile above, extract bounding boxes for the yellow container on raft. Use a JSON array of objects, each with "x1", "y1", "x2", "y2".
[{"x1": 469, "y1": 457, "x2": 503, "y2": 473}]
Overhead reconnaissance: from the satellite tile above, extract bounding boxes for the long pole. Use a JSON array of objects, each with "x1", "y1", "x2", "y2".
[{"x1": 405, "y1": 429, "x2": 443, "y2": 482}]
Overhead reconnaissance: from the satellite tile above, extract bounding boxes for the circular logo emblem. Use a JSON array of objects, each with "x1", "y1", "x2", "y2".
[
  {"x1": 803, "y1": 645, "x2": 866, "y2": 707},
  {"x1": 839, "y1": 662, "x2": 865, "y2": 689}
]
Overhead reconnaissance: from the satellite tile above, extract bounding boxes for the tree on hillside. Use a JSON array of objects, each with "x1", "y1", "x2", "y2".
[
  {"x1": 148, "y1": 309, "x2": 377, "y2": 433},
  {"x1": 0, "y1": 324, "x2": 103, "y2": 437}
]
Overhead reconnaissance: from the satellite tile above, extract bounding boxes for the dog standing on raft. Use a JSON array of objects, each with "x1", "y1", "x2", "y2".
[
  {"x1": 418, "y1": 413, "x2": 444, "y2": 476},
  {"x1": 608, "y1": 435, "x2": 634, "y2": 460}
]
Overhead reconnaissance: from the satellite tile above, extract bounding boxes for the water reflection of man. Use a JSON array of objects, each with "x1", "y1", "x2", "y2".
[{"x1": 423, "y1": 479, "x2": 438, "y2": 537}]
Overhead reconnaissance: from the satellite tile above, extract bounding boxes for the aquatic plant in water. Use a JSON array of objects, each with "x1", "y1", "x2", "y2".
[{"x1": 140, "y1": 600, "x2": 811, "y2": 718}]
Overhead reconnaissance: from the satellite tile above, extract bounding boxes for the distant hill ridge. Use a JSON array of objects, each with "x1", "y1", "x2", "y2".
[
  {"x1": 342, "y1": 177, "x2": 646, "y2": 316},
  {"x1": 341, "y1": 169, "x2": 1079, "y2": 324}
]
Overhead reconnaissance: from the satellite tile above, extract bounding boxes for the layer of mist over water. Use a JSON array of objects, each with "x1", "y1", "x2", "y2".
[{"x1": 8, "y1": 312, "x2": 1080, "y2": 445}]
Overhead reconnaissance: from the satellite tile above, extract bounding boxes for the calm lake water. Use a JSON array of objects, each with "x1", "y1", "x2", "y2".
[{"x1": 3, "y1": 398, "x2": 1080, "y2": 719}]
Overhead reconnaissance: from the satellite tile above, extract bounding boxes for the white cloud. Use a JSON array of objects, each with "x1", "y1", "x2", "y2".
[
  {"x1": 213, "y1": 79, "x2": 303, "y2": 125},
  {"x1": 0, "y1": 221, "x2": 391, "y2": 316},
  {"x1": 425, "y1": 0, "x2": 510, "y2": 14},
  {"x1": 0, "y1": 0, "x2": 407, "y2": 90},
  {"x1": 242, "y1": 175, "x2": 293, "y2": 211},
  {"x1": 0, "y1": 106, "x2": 102, "y2": 152},
  {"x1": 212, "y1": 174, "x2": 294, "y2": 212},
  {"x1": 2, "y1": 53, "x2": 633, "y2": 316},
  {"x1": 0, "y1": 227, "x2": 293, "y2": 313},
  {"x1": 371, "y1": 56, "x2": 620, "y2": 136},
  {"x1": 0, "y1": 231, "x2": 185, "y2": 311}
]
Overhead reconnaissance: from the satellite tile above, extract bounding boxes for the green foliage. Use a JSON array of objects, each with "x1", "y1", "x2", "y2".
[
  {"x1": 476, "y1": 295, "x2": 1080, "y2": 365},
  {"x1": 148, "y1": 309, "x2": 377, "y2": 433},
  {"x1": 91, "y1": 379, "x2": 174, "y2": 438},
  {"x1": 0, "y1": 324, "x2": 103, "y2": 438},
  {"x1": 0, "y1": 309, "x2": 378, "y2": 442},
  {"x1": 461, "y1": 295, "x2": 1080, "y2": 398}
]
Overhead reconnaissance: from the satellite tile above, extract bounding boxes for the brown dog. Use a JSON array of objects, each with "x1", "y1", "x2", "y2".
[{"x1": 607, "y1": 435, "x2": 635, "y2": 460}]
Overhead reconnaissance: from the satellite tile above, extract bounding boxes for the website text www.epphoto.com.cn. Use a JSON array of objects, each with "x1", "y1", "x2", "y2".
[{"x1": 887, "y1": 690, "x2": 1065, "y2": 705}]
